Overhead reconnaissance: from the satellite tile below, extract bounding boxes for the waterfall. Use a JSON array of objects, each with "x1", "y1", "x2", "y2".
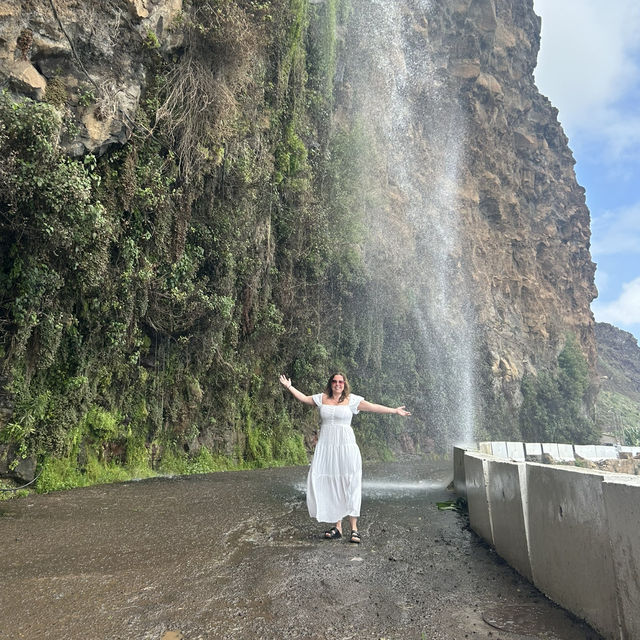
[{"x1": 343, "y1": 0, "x2": 478, "y2": 447}]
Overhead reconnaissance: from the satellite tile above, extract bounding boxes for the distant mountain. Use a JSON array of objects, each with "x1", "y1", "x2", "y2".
[{"x1": 595, "y1": 322, "x2": 640, "y2": 440}]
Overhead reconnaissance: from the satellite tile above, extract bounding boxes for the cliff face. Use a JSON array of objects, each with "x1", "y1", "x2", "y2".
[
  {"x1": 452, "y1": 0, "x2": 597, "y2": 387},
  {"x1": 596, "y1": 323, "x2": 640, "y2": 402},
  {"x1": 594, "y1": 323, "x2": 640, "y2": 441},
  {"x1": 0, "y1": 0, "x2": 182, "y2": 155},
  {"x1": 334, "y1": 0, "x2": 597, "y2": 436},
  {"x1": 0, "y1": 0, "x2": 598, "y2": 482}
]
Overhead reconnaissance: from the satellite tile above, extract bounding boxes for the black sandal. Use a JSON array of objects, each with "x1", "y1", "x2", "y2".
[
  {"x1": 350, "y1": 530, "x2": 361, "y2": 544},
  {"x1": 324, "y1": 527, "x2": 342, "y2": 539}
]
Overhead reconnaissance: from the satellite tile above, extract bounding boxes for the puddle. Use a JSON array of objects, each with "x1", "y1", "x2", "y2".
[
  {"x1": 482, "y1": 604, "x2": 599, "y2": 638},
  {"x1": 293, "y1": 478, "x2": 445, "y2": 498},
  {"x1": 362, "y1": 479, "x2": 445, "y2": 495}
]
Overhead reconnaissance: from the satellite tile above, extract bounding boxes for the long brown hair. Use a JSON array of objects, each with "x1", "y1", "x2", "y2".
[{"x1": 324, "y1": 372, "x2": 350, "y2": 403}]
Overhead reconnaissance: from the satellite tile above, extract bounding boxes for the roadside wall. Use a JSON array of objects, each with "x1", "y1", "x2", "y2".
[
  {"x1": 486, "y1": 459, "x2": 531, "y2": 581},
  {"x1": 464, "y1": 452, "x2": 493, "y2": 545},
  {"x1": 602, "y1": 477, "x2": 640, "y2": 640},
  {"x1": 454, "y1": 441, "x2": 640, "y2": 640}
]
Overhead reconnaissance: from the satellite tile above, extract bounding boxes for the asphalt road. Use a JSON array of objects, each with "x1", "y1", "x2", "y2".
[{"x1": 0, "y1": 459, "x2": 601, "y2": 639}]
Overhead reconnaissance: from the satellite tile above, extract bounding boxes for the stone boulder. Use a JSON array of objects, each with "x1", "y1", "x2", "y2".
[
  {"x1": 0, "y1": 0, "x2": 183, "y2": 156},
  {"x1": 0, "y1": 444, "x2": 37, "y2": 484}
]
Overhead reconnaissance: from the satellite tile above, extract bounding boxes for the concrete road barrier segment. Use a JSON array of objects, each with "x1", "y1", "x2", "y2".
[
  {"x1": 455, "y1": 441, "x2": 639, "y2": 639},
  {"x1": 602, "y1": 477, "x2": 640, "y2": 640},
  {"x1": 486, "y1": 459, "x2": 532, "y2": 581},
  {"x1": 527, "y1": 464, "x2": 620, "y2": 639},
  {"x1": 464, "y1": 452, "x2": 493, "y2": 546}
]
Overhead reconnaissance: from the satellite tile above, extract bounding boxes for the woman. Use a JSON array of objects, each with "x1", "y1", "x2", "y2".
[{"x1": 279, "y1": 372, "x2": 410, "y2": 543}]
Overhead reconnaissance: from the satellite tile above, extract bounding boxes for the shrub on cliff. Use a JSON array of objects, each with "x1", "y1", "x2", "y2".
[
  {"x1": 0, "y1": 1, "x2": 375, "y2": 491},
  {"x1": 519, "y1": 334, "x2": 600, "y2": 444}
]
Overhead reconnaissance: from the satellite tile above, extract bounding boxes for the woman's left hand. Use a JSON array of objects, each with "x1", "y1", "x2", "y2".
[{"x1": 395, "y1": 406, "x2": 411, "y2": 416}]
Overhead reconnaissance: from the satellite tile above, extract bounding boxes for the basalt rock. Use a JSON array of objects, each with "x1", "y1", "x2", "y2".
[
  {"x1": 453, "y1": 0, "x2": 598, "y2": 402},
  {"x1": 0, "y1": 0, "x2": 183, "y2": 156},
  {"x1": 0, "y1": 444, "x2": 37, "y2": 484},
  {"x1": 340, "y1": 0, "x2": 597, "y2": 426},
  {"x1": 596, "y1": 322, "x2": 640, "y2": 402}
]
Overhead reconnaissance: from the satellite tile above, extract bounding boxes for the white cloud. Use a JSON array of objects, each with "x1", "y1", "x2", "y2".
[
  {"x1": 533, "y1": 0, "x2": 640, "y2": 159},
  {"x1": 534, "y1": 0, "x2": 640, "y2": 119},
  {"x1": 591, "y1": 202, "x2": 640, "y2": 256},
  {"x1": 534, "y1": 1, "x2": 640, "y2": 342},
  {"x1": 594, "y1": 267, "x2": 609, "y2": 296},
  {"x1": 598, "y1": 110, "x2": 640, "y2": 165},
  {"x1": 593, "y1": 277, "x2": 640, "y2": 326}
]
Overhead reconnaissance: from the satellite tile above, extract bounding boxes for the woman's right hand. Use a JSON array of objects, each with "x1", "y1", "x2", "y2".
[{"x1": 279, "y1": 374, "x2": 292, "y2": 389}]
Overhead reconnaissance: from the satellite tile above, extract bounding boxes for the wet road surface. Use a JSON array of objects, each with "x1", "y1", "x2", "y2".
[{"x1": 0, "y1": 459, "x2": 601, "y2": 639}]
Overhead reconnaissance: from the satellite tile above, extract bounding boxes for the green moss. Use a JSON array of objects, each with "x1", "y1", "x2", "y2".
[
  {"x1": 44, "y1": 76, "x2": 68, "y2": 109},
  {"x1": 273, "y1": 431, "x2": 308, "y2": 465},
  {"x1": 81, "y1": 407, "x2": 122, "y2": 440},
  {"x1": 0, "y1": 0, "x2": 411, "y2": 494},
  {"x1": 36, "y1": 451, "x2": 142, "y2": 493},
  {"x1": 246, "y1": 425, "x2": 273, "y2": 467},
  {"x1": 84, "y1": 454, "x2": 131, "y2": 484},
  {"x1": 157, "y1": 447, "x2": 238, "y2": 476},
  {"x1": 125, "y1": 441, "x2": 155, "y2": 477},
  {"x1": 36, "y1": 456, "x2": 85, "y2": 492},
  {"x1": 245, "y1": 413, "x2": 308, "y2": 468}
]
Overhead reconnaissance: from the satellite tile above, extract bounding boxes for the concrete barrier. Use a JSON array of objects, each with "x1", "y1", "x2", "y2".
[
  {"x1": 526, "y1": 464, "x2": 620, "y2": 639},
  {"x1": 477, "y1": 441, "x2": 526, "y2": 461},
  {"x1": 539, "y1": 442, "x2": 575, "y2": 461},
  {"x1": 458, "y1": 441, "x2": 640, "y2": 639},
  {"x1": 478, "y1": 441, "x2": 492, "y2": 454},
  {"x1": 557, "y1": 443, "x2": 575, "y2": 461},
  {"x1": 524, "y1": 442, "x2": 542, "y2": 457},
  {"x1": 453, "y1": 446, "x2": 468, "y2": 496},
  {"x1": 574, "y1": 444, "x2": 619, "y2": 460},
  {"x1": 573, "y1": 444, "x2": 598, "y2": 459},
  {"x1": 506, "y1": 441, "x2": 526, "y2": 461},
  {"x1": 596, "y1": 445, "x2": 618, "y2": 459},
  {"x1": 491, "y1": 441, "x2": 508, "y2": 458},
  {"x1": 464, "y1": 452, "x2": 493, "y2": 545},
  {"x1": 486, "y1": 459, "x2": 532, "y2": 580},
  {"x1": 603, "y1": 476, "x2": 640, "y2": 640}
]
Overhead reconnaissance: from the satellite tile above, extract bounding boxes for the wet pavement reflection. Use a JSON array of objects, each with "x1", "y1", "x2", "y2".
[{"x1": 0, "y1": 459, "x2": 601, "y2": 639}]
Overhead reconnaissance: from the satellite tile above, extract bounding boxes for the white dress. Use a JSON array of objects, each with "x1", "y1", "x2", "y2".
[{"x1": 306, "y1": 393, "x2": 364, "y2": 523}]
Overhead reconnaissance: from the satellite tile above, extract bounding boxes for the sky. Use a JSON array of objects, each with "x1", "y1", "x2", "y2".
[{"x1": 532, "y1": 0, "x2": 640, "y2": 342}]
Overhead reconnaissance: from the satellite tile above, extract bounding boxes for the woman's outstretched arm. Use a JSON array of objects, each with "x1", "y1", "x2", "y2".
[
  {"x1": 279, "y1": 375, "x2": 316, "y2": 406},
  {"x1": 357, "y1": 400, "x2": 411, "y2": 416}
]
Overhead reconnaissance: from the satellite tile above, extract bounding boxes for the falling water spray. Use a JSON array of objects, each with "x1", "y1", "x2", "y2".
[{"x1": 343, "y1": 0, "x2": 477, "y2": 447}]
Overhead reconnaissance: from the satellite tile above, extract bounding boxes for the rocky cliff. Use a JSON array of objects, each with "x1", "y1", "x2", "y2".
[
  {"x1": 0, "y1": 0, "x2": 182, "y2": 155},
  {"x1": 0, "y1": 0, "x2": 598, "y2": 486},
  {"x1": 594, "y1": 322, "x2": 640, "y2": 440},
  {"x1": 454, "y1": 0, "x2": 597, "y2": 394},
  {"x1": 326, "y1": 0, "x2": 597, "y2": 441},
  {"x1": 596, "y1": 323, "x2": 640, "y2": 402}
]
